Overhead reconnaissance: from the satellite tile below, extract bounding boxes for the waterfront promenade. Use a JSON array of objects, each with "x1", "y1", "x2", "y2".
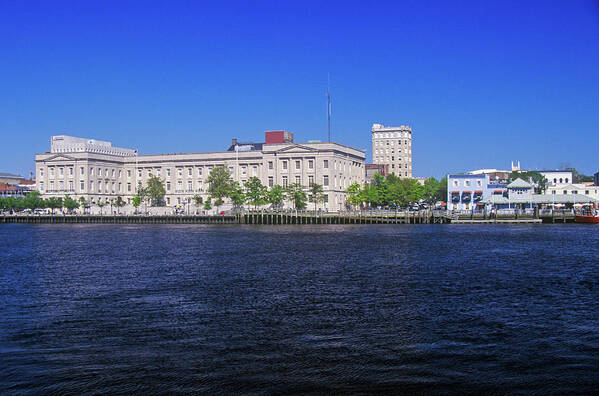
[{"x1": 0, "y1": 210, "x2": 578, "y2": 224}]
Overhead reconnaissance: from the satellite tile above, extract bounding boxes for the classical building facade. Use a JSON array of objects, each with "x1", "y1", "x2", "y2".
[
  {"x1": 35, "y1": 132, "x2": 365, "y2": 211},
  {"x1": 371, "y1": 123, "x2": 412, "y2": 178}
]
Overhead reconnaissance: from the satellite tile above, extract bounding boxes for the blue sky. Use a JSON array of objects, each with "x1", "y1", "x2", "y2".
[{"x1": 1, "y1": 1, "x2": 598, "y2": 179}]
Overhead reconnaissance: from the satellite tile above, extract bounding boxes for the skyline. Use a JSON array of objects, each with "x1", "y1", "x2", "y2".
[{"x1": 1, "y1": 1, "x2": 598, "y2": 179}]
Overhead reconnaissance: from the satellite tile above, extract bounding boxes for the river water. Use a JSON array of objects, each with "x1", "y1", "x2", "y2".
[{"x1": 1, "y1": 224, "x2": 598, "y2": 394}]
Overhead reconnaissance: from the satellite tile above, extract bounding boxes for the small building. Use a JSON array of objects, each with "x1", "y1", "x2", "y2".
[
  {"x1": 539, "y1": 170, "x2": 573, "y2": 186},
  {"x1": 447, "y1": 174, "x2": 508, "y2": 211},
  {"x1": 365, "y1": 164, "x2": 389, "y2": 184},
  {"x1": 482, "y1": 178, "x2": 598, "y2": 209},
  {"x1": 0, "y1": 172, "x2": 26, "y2": 185}
]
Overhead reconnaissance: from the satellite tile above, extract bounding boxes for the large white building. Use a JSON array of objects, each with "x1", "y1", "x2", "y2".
[
  {"x1": 371, "y1": 123, "x2": 412, "y2": 178},
  {"x1": 35, "y1": 132, "x2": 365, "y2": 212}
]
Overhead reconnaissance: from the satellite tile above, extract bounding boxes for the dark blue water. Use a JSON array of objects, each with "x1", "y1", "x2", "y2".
[{"x1": 1, "y1": 224, "x2": 598, "y2": 394}]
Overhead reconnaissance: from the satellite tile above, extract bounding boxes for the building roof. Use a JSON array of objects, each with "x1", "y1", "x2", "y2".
[
  {"x1": 226, "y1": 142, "x2": 264, "y2": 152},
  {"x1": 0, "y1": 172, "x2": 24, "y2": 179},
  {"x1": 483, "y1": 194, "x2": 598, "y2": 205},
  {"x1": 507, "y1": 178, "x2": 532, "y2": 188}
]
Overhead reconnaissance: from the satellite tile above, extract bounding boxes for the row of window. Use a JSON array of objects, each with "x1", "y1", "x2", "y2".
[
  {"x1": 452, "y1": 179, "x2": 484, "y2": 188},
  {"x1": 373, "y1": 132, "x2": 410, "y2": 139},
  {"x1": 374, "y1": 139, "x2": 410, "y2": 147}
]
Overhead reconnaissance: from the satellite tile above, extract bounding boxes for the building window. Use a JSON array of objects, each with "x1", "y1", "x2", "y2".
[
  {"x1": 40, "y1": 181, "x2": 44, "y2": 190},
  {"x1": 477, "y1": 180, "x2": 482, "y2": 187},
  {"x1": 308, "y1": 160, "x2": 314, "y2": 169},
  {"x1": 127, "y1": 170, "x2": 131, "y2": 178},
  {"x1": 40, "y1": 168, "x2": 44, "y2": 177},
  {"x1": 552, "y1": 190, "x2": 556, "y2": 195},
  {"x1": 98, "y1": 181, "x2": 102, "y2": 192},
  {"x1": 119, "y1": 170, "x2": 122, "y2": 178},
  {"x1": 128, "y1": 183, "x2": 132, "y2": 192},
  {"x1": 252, "y1": 165, "x2": 257, "y2": 176},
  {"x1": 282, "y1": 176, "x2": 288, "y2": 188},
  {"x1": 565, "y1": 178, "x2": 569, "y2": 183},
  {"x1": 308, "y1": 175, "x2": 314, "y2": 186},
  {"x1": 197, "y1": 167, "x2": 202, "y2": 176},
  {"x1": 166, "y1": 182, "x2": 171, "y2": 191},
  {"x1": 178, "y1": 168, "x2": 182, "y2": 177},
  {"x1": 188, "y1": 181, "x2": 192, "y2": 191},
  {"x1": 268, "y1": 161, "x2": 273, "y2": 170},
  {"x1": 80, "y1": 181, "x2": 84, "y2": 191},
  {"x1": 241, "y1": 166, "x2": 247, "y2": 176},
  {"x1": 177, "y1": 181, "x2": 182, "y2": 191},
  {"x1": 167, "y1": 168, "x2": 171, "y2": 177},
  {"x1": 112, "y1": 169, "x2": 115, "y2": 177},
  {"x1": 268, "y1": 176, "x2": 274, "y2": 187},
  {"x1": 324, "y1": 160, "x2": 329, "y2": 169},
  {"x1": 295, "y1": 176, "x2": 301, "y2": 185},
  {"x1": 188, "y1": 168, "x2": 192, "y2": 176},
  {"x1": 59, "y1": 168, "x2": 64, "y2": 177},
  {"x1": 282, "y1": 161, "x2": 288, "y2": 170},
  {"x1": 118, "y1": 183, "x2": 122, "y2": 193},
  {"x1": 323, "y1": 175, "x2": 329, "y2": 187},
  {"x1": 89, "y1": 181, "x2": 94, "y2": 192},
  {"x1": 453, "y1": 180, "x2": 459, "y2": 187},
  {"x1": 138, "y1": 169, "x2": 142, "y2": 178},
  {"x1": 69, "y1": 167, "x2": 73, "y2": 176},
  {"x1": 295, "y1": 160, "x2": 300, "y2": 170},
  {"x1": 50, "y1": 180, "x2": 54, "y2": 190}
]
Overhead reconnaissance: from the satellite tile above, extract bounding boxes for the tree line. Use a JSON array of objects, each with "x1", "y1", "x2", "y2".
[
  {"x1": 0, "y1": 191, "x2": 126, "y2": 215},
  {"x1": 345, "y1": 174, "x2": 446, "y2": 209}
]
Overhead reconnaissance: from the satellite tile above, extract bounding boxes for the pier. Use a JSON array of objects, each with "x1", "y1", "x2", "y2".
[
  {"x1": 0, "y1": 210, "x2": 579, "y2": 225},
  {"x1": 1, "y1": 211, "x2": 451, "y2": 225}
]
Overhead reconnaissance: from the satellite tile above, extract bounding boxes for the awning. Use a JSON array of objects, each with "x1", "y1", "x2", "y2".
[
  {"x1": 475, "y1": 190, "x2": 483, "y2": 194},
  {"x1": 463, "y1": 191, "x2": 471, "y2": 194},
  {"x1": 451, "y1": 191, "x2": 459, "y2": 194}
]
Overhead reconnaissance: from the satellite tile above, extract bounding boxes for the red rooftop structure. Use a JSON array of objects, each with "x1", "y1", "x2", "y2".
[{"x1": 265, "y1": 130, "x2": 293, "y2": 144}]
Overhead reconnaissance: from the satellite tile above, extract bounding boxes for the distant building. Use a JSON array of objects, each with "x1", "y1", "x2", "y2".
[
  {"x1": 365, "y1": 164, "x2": 389, "y2": 184},
  {"x1": 0, "y1": 182, "x2": 32, "y2": 198},
  {"x1": 0, "y1": 172, "x2": 26, "y2": 185},
  {"x1": 35, "y1": 132, "x2": 365, "y2": 212},
  {"x1": 447, "y1": 174, "x2": 507, "y2": 211},
  {"x1": 483, "y1": 178, "x2": 597, "y2": 208},
  {"x1": 594, "y1": 172, "x2": 599, "y2": 186},
  {"x1": 538, "y1": 170, "x2": 573, "y2": 186},
  {"x1": 371, "y1": 123, "x2": 412, "y2": 178},
  {"x1": 468, "y1": 168, "x2": 510, "y2": 182}
]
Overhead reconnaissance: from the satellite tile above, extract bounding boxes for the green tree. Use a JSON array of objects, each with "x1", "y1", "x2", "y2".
[
  {"x1": 423, "y1": 177, "x2": 440, "y2": 204},
  {"x1": 144, "y1": 175, "x2": 166, "y2": 206},
  {"x1": 63, "y1": 195, "x2": 79, "y2": 213},
  {"x1": 345, "y1": 183, "x2": 362, "y2": 209},
  {"x1": 286, "y1": 183, "x2": 307, "y2": 210},
  {"x1": 309, "y1": 183, "x2": 325, "y2": 211},
  {"x1": 114, "y1": 196, "x2": 125, "y2": 214},
  {"x1": 97, "y1": 199, "x2": 106, "y2": 215},
  {"x1": 192, "y1": 194, "x2": 203, "y2": 214},
  {"x1": 78, "y1": 197, "x2": 89, "y2": 214},
  {"x1": 244, "y1": 177, "x2": 267, "y2": 209},
  {"x1": 230, "y1": 181, "x2": 246, "y2": 207},
  {"x1": 387, "y1": 181, "x2": 407, "y2": 209},
  {"x1": 23, "y1": 191, "x2": 43, "y2": 211},
  {"x1": 132, "y1": 194, "x2": 142, "y2": 212},
  {"x1": 206, "y1": 166, "x2": 232, "y2": 213},
  {"x1": 439, "y1": 176, "x2": 448, "y2": 203},
  {"x1": 266, "y1": 185, "x2": 286, "y2": 209},
  {"x1": 46, "y1": 197, "x2": 62, "y2": 214},
  {"x1": 203, "y1": 197, "x2": 212, "y2": 211},
  {"x1": 402, "y1": 178, "x2": 425, "y2": 205}
]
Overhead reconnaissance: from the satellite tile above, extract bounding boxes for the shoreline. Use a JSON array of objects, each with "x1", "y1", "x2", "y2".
[{"x1": 0, "y1": 213, "x2": 578, "y2": 224}]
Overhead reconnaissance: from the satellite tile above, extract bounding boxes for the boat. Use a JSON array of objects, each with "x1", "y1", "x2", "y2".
[{"x1": 575, "y1": 213, "x2": 599, "y2": 223}]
